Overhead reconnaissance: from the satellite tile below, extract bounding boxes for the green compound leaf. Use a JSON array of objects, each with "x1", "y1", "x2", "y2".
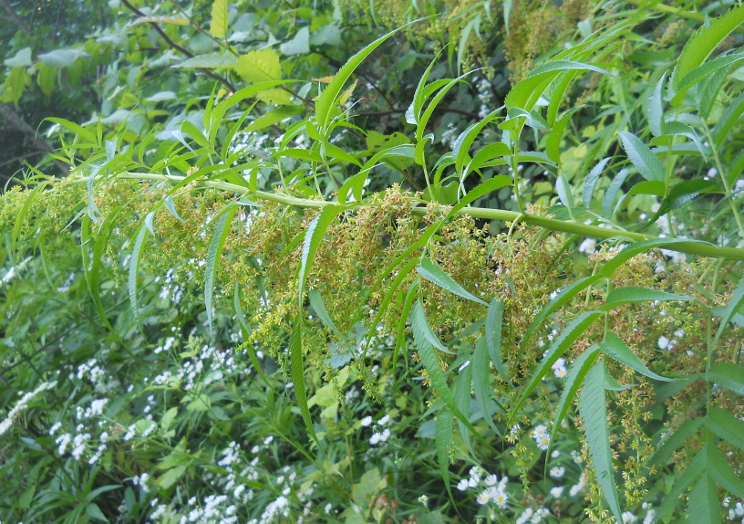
[
  {"x1": 417, "y1": 258, "x2": 488, "y2": 306},
  {"x1": 712, "y1": 91, "x2": 744, "y2": 147},
  {"x1": 435, "y1": 407, "x2": 455, "y2": 502},
  {"x1": 601, "y1": 286, "x2": 695, "y2": 311},
  {"x1": 454, "y1": 363, "x2": 474, "y2": 457},
  {"x1": 411, "y1": 298, "x2": 453, "y2": 354},
  {"x1": 706, "y1": 408, "x2": 744, "y2": 452},
  {"x1": 411, "y1": 301, "x2": 488, "y2": 446},
  {"x1": 406, "y1": 49, "x2": 444, "y2": 125},
  {"x1": 646, "y1": 73, "x2": 666, "y2": 137},
  {"x1": 549, "y1": 344, "x2": 601, "y2": 457},
  {"x1": 578, "y1": 361, "x2": 623, "y2": 523},
  {"x1": 514, "y1": 310, "x2": 603, "y2": 414},
  {"x1": 582, "y1": 157, "x2": 612, "y2": 208},
  {"x1": 298, "y1": 205, "x2": 341, "y2": 308},
  {"x1": 453, "y1": 175, "x2": 511, "y2": 214},
  {"x1": 707, "y1": 363, "x2": 744, "y2": 395},
  {"x1": 209, "y1": 0, "x2": 229, "y2": 39},
  {"x1": 472, "y1": 337, "x2": 503, "y2": 437},
  {"x1": 485, "y1": 299, "x2": 508, "y2": 382},
  {"x1": 707, "y1": 444, "x2": 744, "y2": 499},
  {"x1": 205, "y1": 204, "x2": 238, "y2": 329},
  {"x1": 649, "y1": 417, "x2": 704, "y2": 467},
  {"x1": 234, "y1": 280, "x2": 270, "y2": 387},
  {"x1": 687, "y1": 472, "x2": 721, "y2": 524},
  {"x1": 519, "y1": 276, "x2": 602, "y2": 351},
  {"x1": 86, "y1": 209, "x2": 122, "y2": 333},
  {"x1": 619, "y1": 131, "x2": 665, "y2": 182},
  {"x1": 308, "y1": 289, "x2": 344, "y2": 340},
  {"x1": 659, "y1": 448, "x2": 706, "y2": 519},
  {"x1": 128, "y1": 218, "x2": 151, "y2": 324},
  {"x1": 290, "y1": 315, "x2": 318, "y2": 444},
  {"x1": 713, "y1": 276, "x2": 744, "y2": 348},
  {"x1": 316, "y1": 21, "x2": 415, "y2": 134},
  {"x1": 506, "y1": 61, "x2": 610, "y2": 111},
  {"x1": 600, "y1": 332, "x2": 677, "y2": 382},
  {"x1": 673, "y1": 3, "x2": 744, "y2": 90}
]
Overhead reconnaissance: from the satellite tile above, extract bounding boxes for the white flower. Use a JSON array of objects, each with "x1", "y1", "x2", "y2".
[
  {"x1": 550, "y1": 486, "x2": 564, "y2": 498},
  {"x1": 579, "y1": 238, "x2": 597, "y2": 253},
  {"x1": 456, "y1": 479, "x2": 469, "y2": 491},
  {"x1": 532, "y1": 425, "x2": 550, "y2": 451},
  {"x1": 360, "y1": 416, "x2": 372, "y2": 427},
  {"x1": 622, "y1": 511, "x2": 638, "y2": 523},
  {"x1": 324, "y1": 503, "x2": 333, "y2": 514},
  {"x1": 263, "y1": 436, "x2": 273, "y2": 445},
  {"x1": 484, "y1": 474, "x2": 498, "y2": 486},
  {"x1": 370, "y1": 433, "x2": 381, "y2": 445},
  {"x1": 658, "y1": 336, "x2": 670, "y2": 350},
  {"x1": 378, "y1": 414, "x2": 390, "y2": 426},
  {"x1": 49, "y1": 421, "x2": 62, "y2": 436},
  {"x1": 476, "y1": 491, "x2": 491, "y2": 504},
  {"x1": 550, "y1": 466, "x2": 565, "y2": 478},
  {"x1": 643, "y1": 509, "x2": 655, "y2": 524},
  {"x1": 551, "y1": 358, "x2": 567, "y2": 378},
  {"x1": 489, "y1": 487, "x2": 508, "y2": 507}
]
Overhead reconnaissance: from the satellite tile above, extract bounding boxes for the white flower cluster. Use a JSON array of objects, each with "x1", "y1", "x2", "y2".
[
  {"x1": 76, "y1": 398, "x2": 109, "y2": 420},
  {"x1": 456, "y1": 467, "x2": 509, "y2": 508},
  {"x1": 551, "y1": 358, "x2": 567, "y2": 379},
  {"x1": 154, "y1": 336, "x2": 176, "y2": 355},
  {"x1": 579, "y1": 238, "x2": 597, "y2": 254},
  {"x1": 441, "y1": 122, "x2": 459, "y2": 149},
  {"x1": 532, "y1": 425, "x2": 550, "y2": 451},
  {"x1": 153, "y1": 344, "x2": 241, "y2": 391},
  {"x1": 73, "y1": 358, "x2": 118, "y2": 392},
  {"x1": 658, "y1": 329, "x2": 684, "y2": 351},
  {"x1": 0, "y1": 256, "x2": 31, "y2": 289},
  {"x1": 0, "y1": 380, "x2": 57, "y2": 436},
  {"x1": 51, "y1": 414, "x2": 109, "y2": 464},
  {"x1": 56, "y1": 272, "x2": 76, "y2": 293},
  {"x1": 363, "y1": 414, "x2": 392, "y2": 445},
  {"x1": 476, "y1": 77, "x2": 493, "y2": 119},
  {"x1": 726, "y1": 499, "x2": 744, "y2": 522},
  {"x1": 516, "y1": 507, "x2": 550, "y2": 524},
  {"x1": 622, "y1": 504, "x2": 657, "y2": 524},
  {"x1": 157, "y1": 268, "x2": 184, "y2": 303}
]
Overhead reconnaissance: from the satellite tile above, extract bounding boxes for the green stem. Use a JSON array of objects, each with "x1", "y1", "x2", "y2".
[
  {"x1": 702, "y1": 124, "x2": 744, "y2": 238},
  {"x1": 83, "y1": 172, "x2": 744, "y2": 260}
]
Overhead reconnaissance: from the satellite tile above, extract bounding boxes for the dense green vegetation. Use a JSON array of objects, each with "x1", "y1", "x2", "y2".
[{"x1": 2, "y1": 0, "x2": 744, "y2": 523}]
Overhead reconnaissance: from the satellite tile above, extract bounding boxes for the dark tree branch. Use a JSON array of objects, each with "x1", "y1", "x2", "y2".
[
  {"x1": 0, "y1": 151, "x2": 44, "y2": 169},
  {"x1": 0, "y1": 105, "x2": 70, "y2": 175},
  {"x1": 0, "y1": 0, "x2": 29, "y2": 33},
  {"x1": 119, "y1": 0, "x2": 238, "y2": 93},
  {"x1": 315, "y1": 49, "x2": 396, "y2": 110}
]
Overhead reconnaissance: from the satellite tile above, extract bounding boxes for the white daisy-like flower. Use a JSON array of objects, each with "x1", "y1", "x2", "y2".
[
  {"x1": 550, "y1": 486, "x2": 564, "y2": 498},
  {"x1": 484, "y1": 474, "x2": 498, "y2": 486},
  {"x1": 360, "y1": 416, "x2": 372, "y2": 427},
  {"x1": 457, "y1": 479, "x2": 469, "y2": 491},
  {"x1": 550, "y1": 466, "x2": 565, "y2": 478},
  {"x1": 476, "y1": 491, "x2": 491, "y2": 505}
]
